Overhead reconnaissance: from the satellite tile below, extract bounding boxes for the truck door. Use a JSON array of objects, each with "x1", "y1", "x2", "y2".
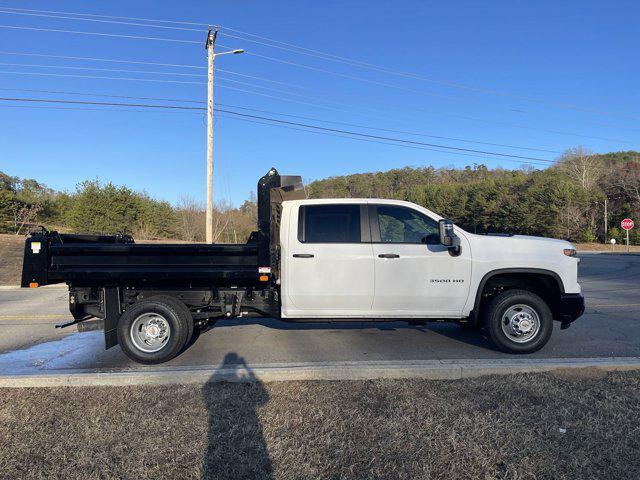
[
  {"x1": 369, "y1": 204, "x2": 471, "y2": 316},
  {"x1": 283, "y1": 203, "x2": 374, "y2": 316}
]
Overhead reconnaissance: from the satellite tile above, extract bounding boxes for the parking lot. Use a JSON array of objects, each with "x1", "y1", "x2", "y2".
[{"x1": 0, "y1": 253, "x2": 638, "y2": 375}]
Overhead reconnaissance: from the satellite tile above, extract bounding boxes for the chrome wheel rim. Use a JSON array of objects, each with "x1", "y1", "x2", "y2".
[
  {"x1": 130, "y1": 312, "x2": 171, "y2": 353},
  {"x1": 501, "y1": 304, "x2": 540, "y2": 343}
]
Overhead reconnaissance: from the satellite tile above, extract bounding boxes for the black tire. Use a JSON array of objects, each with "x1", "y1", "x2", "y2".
[
  {"x1": 485, "y1": 289, "x2": 553, "y2": 354},
  {"x1": 167, "y1": 296, "x2": 195, "y2": 349},
  {"x1": 117, "y1": 295, "x2": 193, "y2": 364}
]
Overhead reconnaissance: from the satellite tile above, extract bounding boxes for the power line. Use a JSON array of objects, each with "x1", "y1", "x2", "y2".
[
  {"x1": 0, "y1": 52, "x2": 312, "y2": 90},
  {"x1": 0, "y1": 70, "x2": 360, "y2": 114},
  {"x1": 0, "y1": 69, "x2": 203, "y2": 84},
  {"x1": 211, "y1": 83, "x2": 370, "y2": 115},
  {"x1": 233, "y1": 48, "x2": 458, "y2": 103},
  {"x1": 2, "y1": 72, "x2": 633, "y2": 148},
  {"x1": 0, "y1": 7, "x2": 203, "y2": 31},
  {"x1": 213, "y1": 108, "x2": 555, "y2": 163},
  {"x1": 0, "y1": 86, "x2": 561, "y2": 152},
  {"x1": 217, "y1": 83, "x2": 622, "y2": 151},
  {"x1": 404, "y1": 105, "x2": 638, "y2": 145},
  {"x1": 216, "y1": 68, "x2": 310, "y2": 90},
  {"x1": 0, "y1": 96, "x2": 555, "y2": 163},
  {"x1": 220, "y1": 28, "x2": 640, "y2": 122},
  {"x1": 0, "y1": 86, "x2": 204, "y2": 104},
  {"x1": 225, "y1": 46, "x2": 640, "y2": 137},
  {"x1": 0, "y1": 50, "x2": 207, "y2": 69},
  {"x1": 0, "y1": 61, "x2": 205, "y2": 77},
  {"x1": 0, "y1": 96, "x2": 204, "y2": 110},
  {"x1": 213, "y1": 112, "x2": 553, "y2": 168},
  {"x1": 2, "y1": 102, "x2": 529, "y2": 164},
  {"x1": 234, "y1": 47, "x2": 640, "y2": 127},
  {"x1": 2, "y1": 62, "x2": 636, "y2": 146},
  {"x1": 0, "y1": 64, "x2": 360, "y2": 110},
  {"x1": 217, "y1": 76, "x2": 365, "y2": 109},
  {"x1": 2, "y1": 50, "x2": 636, "y2": 143},
  {"x1": 0, "y1": 100, "x2": 552, "y2": 167},
  {"x1": 0, "y1": 66, "x2": 373, "y2": 115},
  {"x1": 0, "y1": 5, "x2": 209, "y2": 26},
  {"x1": 213, "y1": 103, "x2": 563, "y2": 154},
  {"x1": 0, "y1": 103, "x2": 201, "y2": 115},
  {"x1": 0, "y1": 24, "x2": 201, "y2": 43},
  {"x1": 0, "y1": 5, "x2": 633, "y2": 121},
  {"x1": 0, "y1": 96, "x2": 553, "y2": 167}
]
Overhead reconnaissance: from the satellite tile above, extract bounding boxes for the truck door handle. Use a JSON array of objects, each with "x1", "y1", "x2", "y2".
[
  {"x1": 378, "y1": 253, "x2": 400, "y2": 258},
  {"x1": 293, "y1": 254, "x2": 314, "y2": 258}
]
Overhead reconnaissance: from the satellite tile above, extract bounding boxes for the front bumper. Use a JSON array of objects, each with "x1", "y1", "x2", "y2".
[{"x1": 555, "y1": 293, "x2": 585, "y2": 329}]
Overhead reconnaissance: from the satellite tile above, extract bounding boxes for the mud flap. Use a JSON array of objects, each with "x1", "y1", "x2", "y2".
[{"x1": 103, "y1": 287, "x2": 121, "y2": 350}]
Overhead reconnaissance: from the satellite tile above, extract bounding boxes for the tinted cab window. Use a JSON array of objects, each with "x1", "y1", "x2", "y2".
[
  {"x1": 376, "y1": 205, "x2": 439, "y2": 244},
  {"x1": 299, "y1": 204, "x2": 361, "y2": 243}
]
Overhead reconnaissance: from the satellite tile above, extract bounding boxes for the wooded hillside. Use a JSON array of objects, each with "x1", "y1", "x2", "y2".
[
  {"x1": 307, "y1": 149, "x2": 640, "y2": 243},
  {"x1": 1, "y1": 148, "x2": 638, "y2": 244}
]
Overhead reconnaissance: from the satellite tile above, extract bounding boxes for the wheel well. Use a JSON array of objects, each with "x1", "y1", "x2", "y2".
[{"x1": 474, "y1": 272, "x2": 563, "y2": 324}]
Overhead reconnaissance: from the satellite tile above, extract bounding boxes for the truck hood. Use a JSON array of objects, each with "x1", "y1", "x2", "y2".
[
  {"x1": 465, "y1": 232, "x2": 575, "y2": 257},
  {"x1": 511, "y1": 235, "x2": 574, "y2": 247}
]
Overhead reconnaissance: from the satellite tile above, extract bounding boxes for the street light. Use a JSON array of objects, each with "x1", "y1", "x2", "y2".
[
  {"x1": 205, "y1": 33, "x2": 244, "y2": 243},
  {"x1": 214, "y1": 49, "x2": 245, "y2": 57}
]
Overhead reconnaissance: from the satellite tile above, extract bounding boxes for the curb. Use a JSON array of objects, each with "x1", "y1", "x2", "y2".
[{"x1": 1, "y1": 357, "x2": 639, "y2": 388}]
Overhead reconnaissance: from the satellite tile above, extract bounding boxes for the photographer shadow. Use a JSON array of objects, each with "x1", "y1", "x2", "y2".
[{"x1": 201, "y1": 352, "x2": 272, "y2": 479}]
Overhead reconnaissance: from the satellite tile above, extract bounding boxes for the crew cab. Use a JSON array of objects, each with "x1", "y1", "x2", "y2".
[{"x1": 21, "y1": 168, "x2": 584, "y2": 364}]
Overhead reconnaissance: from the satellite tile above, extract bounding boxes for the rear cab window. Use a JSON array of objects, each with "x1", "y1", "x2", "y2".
[{"x1": 298, "y1": 204, "x2": 364, "y2": 243}]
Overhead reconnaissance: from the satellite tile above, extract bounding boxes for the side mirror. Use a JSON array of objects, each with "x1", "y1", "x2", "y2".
[{"x1": 438, "y1": 219, "x2": 461, "y2": 255}]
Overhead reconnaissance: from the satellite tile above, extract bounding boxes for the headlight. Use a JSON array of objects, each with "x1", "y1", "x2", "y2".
[{"x1": 563, "y1": 248, "x2": 577, "y2": 257}]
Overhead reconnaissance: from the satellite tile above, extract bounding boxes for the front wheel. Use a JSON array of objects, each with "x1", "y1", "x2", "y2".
[
  {"x1": 117, "y1": 296, "x2": 192, "y2": 364},
  {"x1": 485, "y1": 289, "x2": 553, "y2": 354}
]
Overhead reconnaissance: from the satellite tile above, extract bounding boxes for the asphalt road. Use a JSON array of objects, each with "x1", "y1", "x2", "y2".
[{"x1": 0, "y1": 253, "x2": 638, "y2": 374}]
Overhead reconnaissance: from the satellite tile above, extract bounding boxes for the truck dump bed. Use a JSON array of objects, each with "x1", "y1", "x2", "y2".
[
  {"x1": 21, "y1": 168, "x2": 305, "y2": 290},
  {"x1": 21, "y1": 232, "x2": 259, "y2": 288}
]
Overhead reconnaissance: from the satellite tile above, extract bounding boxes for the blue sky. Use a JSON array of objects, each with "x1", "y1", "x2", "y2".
[{"x1": 0, "y1": 0, "x2": 638, "y2": 206}]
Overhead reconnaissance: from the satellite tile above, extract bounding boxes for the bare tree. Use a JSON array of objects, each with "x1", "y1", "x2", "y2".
[
  {"x1": 12, "y1": 201, "x2": 42, "y2": 235},
  {"x1": 176, "y1": 195, "x2": 204, "y2": 242},
  {"x1": 563, "y1": 204, "x2": 588, "y2": 240},
  {"x1": 211, "y1": 200, "x2": 232, "y2": 243},
  {"x1": 557, "y1": 146, "x2": 603, "y2": 190},
  {"x1": 614, "y1": 162, "x2": 640, "y2": 206},
  {"x1": 176, "y1": 196, "x2": 233, "y2": 243}
]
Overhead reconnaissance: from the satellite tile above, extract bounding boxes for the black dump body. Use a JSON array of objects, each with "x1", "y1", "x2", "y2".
[
  {"x1": 21, "y1": 234, "x2": 260, "y2": 288},
  {"x1": 21, "y1": 168, "x2": 304, "y2": 289}
]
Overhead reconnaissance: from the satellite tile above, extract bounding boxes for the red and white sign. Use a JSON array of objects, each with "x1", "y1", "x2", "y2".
[{"x1": 621, "y1": 218, "x2": 634, "y2": 230}]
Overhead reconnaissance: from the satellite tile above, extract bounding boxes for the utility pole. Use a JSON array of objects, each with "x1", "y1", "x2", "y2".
[
  {"x1": 604, "y1": 197, "x2": 608, "y2": 241},
  {"x1": 203, "y1": 27, "x2": 243, "y2": 243},
  {"x1": 205, "y1": 26, "x2": 217, "y2": 244}
]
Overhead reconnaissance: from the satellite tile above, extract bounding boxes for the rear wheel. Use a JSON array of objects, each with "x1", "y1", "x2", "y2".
[
  {"x1": 117, "y1": 296, "x2": 192, "y2": 364},
  {"x1": 485, "y1": 289, "x2": 553, "y2": 354}
]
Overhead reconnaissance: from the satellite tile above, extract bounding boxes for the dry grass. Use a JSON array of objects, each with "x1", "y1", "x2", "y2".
[
  {"x1": 0, "y1": 234, "x2": 25, "y2": 285},
  {"x1": 575, "y1": 242, "x2": 640, "y2": 252},
  {"x1": 1, "y1": 370, "x2": 639, "y2": 480}
]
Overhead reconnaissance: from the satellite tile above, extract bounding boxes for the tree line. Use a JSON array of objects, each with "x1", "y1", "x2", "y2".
[
  {"x1": 1, "y1": 147, "x2": 638, "y2": 244},
  {"x1": 0, "y1": 174, "x2": 257, "y2": 243},
  {"x1": 307, "y1": 148, "x2": 640, "y2": 244}
]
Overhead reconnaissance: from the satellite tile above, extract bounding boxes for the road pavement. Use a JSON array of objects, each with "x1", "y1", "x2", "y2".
[{"x1": 0, "y1": 253, "x2": 638, "y2": 375}]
